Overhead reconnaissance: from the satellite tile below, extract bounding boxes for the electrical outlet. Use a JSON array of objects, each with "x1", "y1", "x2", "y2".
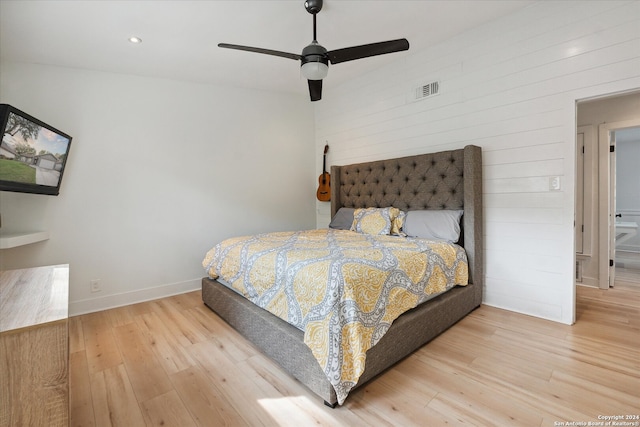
[
  {"x1": 549, "y1": 176, "x2": 561, "y2": 191},
  {"x1": 90, "y1": 279, "x2": 101, "y2": 293}
]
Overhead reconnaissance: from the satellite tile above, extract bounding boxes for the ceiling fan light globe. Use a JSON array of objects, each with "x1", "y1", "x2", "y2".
[{"x1": 301, "y1": 61, "x2": 328, "y2": 80}]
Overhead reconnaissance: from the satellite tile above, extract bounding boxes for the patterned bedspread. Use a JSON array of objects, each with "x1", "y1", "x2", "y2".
[{"x1": 202, "y1": 229, "x2": 468, "y2": 404}]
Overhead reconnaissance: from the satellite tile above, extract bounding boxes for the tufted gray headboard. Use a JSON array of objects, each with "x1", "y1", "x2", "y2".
[{"x1": 330, "y1": 145, "x2": 483, "y2": 291}]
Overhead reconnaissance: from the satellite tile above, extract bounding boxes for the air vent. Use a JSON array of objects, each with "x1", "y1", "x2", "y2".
[{"x1": 415, "y1": 81, "x2": 440, "y2": 100}]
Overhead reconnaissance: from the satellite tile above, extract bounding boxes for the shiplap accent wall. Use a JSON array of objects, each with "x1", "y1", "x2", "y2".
[{"x1": 315, "y1": 1, "x2": 640, "y2": 324}]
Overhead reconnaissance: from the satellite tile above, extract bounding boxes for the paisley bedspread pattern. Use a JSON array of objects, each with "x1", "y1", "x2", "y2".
[{"x1": 202, "y1": 229, "x2": 468, "y2": 404}]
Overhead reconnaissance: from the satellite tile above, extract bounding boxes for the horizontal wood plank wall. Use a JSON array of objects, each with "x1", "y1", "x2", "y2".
[{"x1": 314, "y1": 1, "x2": 640, "y2": 324}]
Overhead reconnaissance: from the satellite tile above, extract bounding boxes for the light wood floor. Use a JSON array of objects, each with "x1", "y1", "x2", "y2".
[
  {"x1": 69, "y1": 285, "x2": 640, "y2": 427},
  {"x1": 615, "y1": 263, "x2": 640, "y2": 291}
]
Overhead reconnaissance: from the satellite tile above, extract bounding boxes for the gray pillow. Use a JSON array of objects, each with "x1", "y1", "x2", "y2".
[
  {"x1": 403, "y1": 210, "x2": 463, "y2": 242},
  {"x1": 329, "y1": 207, "x2": 355, "y2": 230}
]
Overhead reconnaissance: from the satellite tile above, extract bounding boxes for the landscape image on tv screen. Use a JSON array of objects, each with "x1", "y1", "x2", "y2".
[{"x1": 0, "y1": 111, "x2": 71, "y2": 188}]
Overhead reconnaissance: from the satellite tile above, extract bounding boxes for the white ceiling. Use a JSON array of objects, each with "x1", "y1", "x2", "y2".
[{"x1": 0, "y1": 0, "x2": 535, "y2": 99}]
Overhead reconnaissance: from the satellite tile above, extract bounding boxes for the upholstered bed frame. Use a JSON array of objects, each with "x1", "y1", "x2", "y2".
[{"x1": 201, "y1": 144, "x2": 483, "y2": 407}]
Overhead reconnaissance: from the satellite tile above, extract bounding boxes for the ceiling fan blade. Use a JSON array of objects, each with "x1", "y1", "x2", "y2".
[
  {"x1": 308, "y1": 79, "x2": 322, "y2": 102},
  {"x1": 218, "y1": 43, "x2": 301, "y2": 61},
  {"x1": 327, "y1": 39, "x2": 409, "y2": 64}
]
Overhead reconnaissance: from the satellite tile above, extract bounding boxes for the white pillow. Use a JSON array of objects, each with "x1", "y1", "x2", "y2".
[{"x1": 403, "y1": 210, "x2": 463, "y2": 242}]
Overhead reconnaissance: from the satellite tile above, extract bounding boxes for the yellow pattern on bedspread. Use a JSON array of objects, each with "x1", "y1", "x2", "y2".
[{"x1": 202, "y1": 229, "x2": 468, "y2": 405}]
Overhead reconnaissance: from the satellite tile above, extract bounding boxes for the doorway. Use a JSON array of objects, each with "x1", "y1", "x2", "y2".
[
  {"x1": 612, "y1": 126, "x2": 640, "y2": 291},
  {"x1": 575, "y1": 92, "x2": 640, "y2": 291}
]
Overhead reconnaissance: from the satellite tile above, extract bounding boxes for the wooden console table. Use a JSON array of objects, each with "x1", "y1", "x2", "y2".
[{"x1": 0, "y1": 265, "x2": 69, "y2": 427}]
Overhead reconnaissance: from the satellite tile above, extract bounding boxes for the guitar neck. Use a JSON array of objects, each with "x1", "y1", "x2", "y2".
[{"x1": 322, "y1": 144, "x2": 329, "y2": 178}]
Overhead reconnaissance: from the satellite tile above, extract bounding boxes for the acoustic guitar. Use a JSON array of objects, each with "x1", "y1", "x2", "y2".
[{"x1": 316, "y1": 144, "x2": 331, "y2": 201}]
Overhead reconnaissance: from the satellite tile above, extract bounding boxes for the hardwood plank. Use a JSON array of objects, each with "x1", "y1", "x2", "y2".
[
  {"x1": 150, "y1": 299, "x2": 209, "y2": 347},
  {"x1": 166, "y1": 291, "x2": 203, "y2": 310},
  {"x1": 127, "y1": 300, "x2": 155, "y2": 317},
  {"x1": 82, "y1": 311, "x2": 123, "y2": 375},
  {"x1": 464, "y1": 356, "x2": 587, "y2": 422},
  {"x1": 183, "y1": 305, "x2": 256, "y2": 361},
  {"x1": 187, "y1": 338, "x2": 274, "y2": 426},
  {"x1": 431, "y1": 328, "x2": 554, "y2": 381},
  {"x1": 549, "y1": 370, "x2": 640, "y2": 414},
  {"x1": 181, "y1": 305, "x2": 230, "y2": 339},
  {"x1": 90, "y1": 364, "x2": 146, "y2": 427},
  {"x1": 69, "y1": 316, "x2": 85, "y2": 353},
  {"x1": 410, "y1": 353, "x2": 545, "y2": 426},
  {"x1": 347, "y1": 378, "x2": 456, "y2": 427},
  {"x1": 112, "y1": 322, "x2": 173, "y2": 402},
  {"x1": 614, "y1": 256, "x2": 640, "y2": 292},
  {"x1": 139, "y1": 390, "x2": 197, "y2": 427},
  {"x1": 427, "y1": 392, "x2": 518, "y2": 427},
  {"x1": 69, "y1": 351, "x2": 95, "y2": 427},
  {"x1": 363, "y1": 360, "x2": 439, "y2": 404},
  {"x1": 469, "y1": 304, "x2": 571, "y2": 339},
  {"x1": 581, "y1": 287, "x2": 640, "y2": 309},
  {"x1": 242, "y1": 354, "x2": 370, "y2": 427},
  {"x1": 106, "y1": 305, "x2": 136, "y2": 328},
  {"x1": 170, "y1": 366, "x2": 247, "y2": 427},
  {"x1": 561, "y1": 334, "x2": 640, "y2": 373},
  {"x1": 135, "y1": 311, "x2": 196, "y2": 376},
  {"x1": 339, "y1": 392, "x2": 396, "y2": 427}
]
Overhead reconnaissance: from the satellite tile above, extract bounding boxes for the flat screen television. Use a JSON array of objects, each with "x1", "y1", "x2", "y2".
[{"x1": 0, "y1": 104, "x2": 73, "y2": 196}]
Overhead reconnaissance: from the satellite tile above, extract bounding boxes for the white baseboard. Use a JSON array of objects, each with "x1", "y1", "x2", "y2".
[
  {"x1": 577, "y1": 276, "x2": 599, "y2": 287},
  {"x1": 69, "y1": 278, "x2": 201, "y2": 316}
]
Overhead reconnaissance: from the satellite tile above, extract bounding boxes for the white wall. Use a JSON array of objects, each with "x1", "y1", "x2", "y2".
[
  {"x1": 0, "y1": 62, "x2": 316, "y2": 315},
  {"x1": 314, "y1": 1, "x2": 640, "y2": 324}
]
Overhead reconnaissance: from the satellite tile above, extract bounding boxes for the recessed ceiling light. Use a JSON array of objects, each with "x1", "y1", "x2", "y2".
[{"x1": 128, "y1": 36, "x2": 142, "y2": 44}]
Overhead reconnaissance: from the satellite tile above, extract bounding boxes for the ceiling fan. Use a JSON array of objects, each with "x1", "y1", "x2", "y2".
[{"x1": 218, "y1": 0, "x2": 409, "y2": 101}]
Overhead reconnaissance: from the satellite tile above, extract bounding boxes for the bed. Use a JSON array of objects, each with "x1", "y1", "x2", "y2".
[{"x1": 201, "y1": 144, "x2": 483, "y2": 407}]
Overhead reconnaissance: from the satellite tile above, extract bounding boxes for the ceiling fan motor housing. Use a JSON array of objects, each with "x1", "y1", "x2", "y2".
[
  {"x1": 301, "y1": 42, "x2": 329, "y2": 66},
  {"x1": 301, "y1": 42, "x2": 329, "y2": 80}
]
